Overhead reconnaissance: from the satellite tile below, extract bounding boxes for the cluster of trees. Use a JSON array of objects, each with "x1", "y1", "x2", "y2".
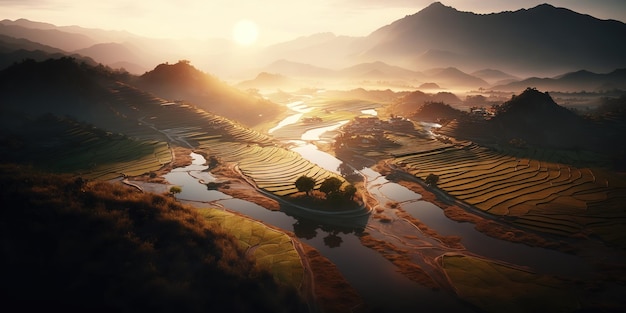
[{"x1": 295, "y1": 176, "x2": 357, "y2": 204}]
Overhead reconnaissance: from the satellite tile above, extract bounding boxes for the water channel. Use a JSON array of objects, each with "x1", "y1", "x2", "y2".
[{"x1": 162, "y1": 101, "x2": 592, "y2": 312}]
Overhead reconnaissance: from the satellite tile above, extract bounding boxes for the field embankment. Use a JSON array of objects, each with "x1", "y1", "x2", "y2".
[{"x1": 391, "y1": 142, "x2": 626, "y2": 248}]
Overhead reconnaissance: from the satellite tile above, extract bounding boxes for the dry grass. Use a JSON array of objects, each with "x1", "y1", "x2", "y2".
[
  {"x1": 0, "y1": 164, "x2": 306, "y2": 313},
  {"x1": 359, "y1": 233, "x2": 438, "y2": 289},
  {"x1": 395, "y1": 208, "x2": 463, "y2": 249},
  {"x1": 301, "y1": 244, "x2": 365, "y2": 313}
]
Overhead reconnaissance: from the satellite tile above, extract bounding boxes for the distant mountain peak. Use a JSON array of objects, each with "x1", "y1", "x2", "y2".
[
  {"x1": 417, "y1": 1, "x2": 458, "y2": 15},
  {"x1": 364, "y1": 1, "x2": 626, "y2": 75},
  {"x1": 423, "y1": 2, "x2": 453, "y2": 11},
  {"x1": 533, "y1": 3, "x2": 556, "y2": 9}
]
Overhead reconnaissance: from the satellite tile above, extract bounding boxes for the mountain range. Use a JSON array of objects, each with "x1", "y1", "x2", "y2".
[
  {"x1": 248, "y1": 2, "x2": 626, "y2": 77},
  {"x1": 1, "y1": 2, "x2": 626, "y2": 91},
  {"x1": 356, "y1": 2, "x2": 626, "y2": 75}
]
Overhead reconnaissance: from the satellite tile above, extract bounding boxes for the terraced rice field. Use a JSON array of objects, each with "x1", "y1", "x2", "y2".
[
  {"x1": 197, "y1": 140, "x2": 347, "y2": 196},
  {"x1": 107, "y1": 84, "x2": 347, "y2": 197},
  {"x1": 44, "y1": 119, "x2": 172, "y2": 181},
  {"x1": 198, "y1": 208, "x2": 304, "y2": 288},
  {"x1": 108, "y1": 83, "x2": 274, "y2": 147},
  {"x1": 441, "y1": 254, "x2": 579, "y2": 313},
  {"x1": 392, "y1": 143, "x2": 626, "y2": 244}
]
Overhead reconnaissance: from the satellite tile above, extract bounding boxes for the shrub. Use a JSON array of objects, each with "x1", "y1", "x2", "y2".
[
  {"x1": 295, "y1": 175, "x2": 316, "y2": 196},
  {"x1": 169, "y1": 185, "x2": 182, "y2": 195}
]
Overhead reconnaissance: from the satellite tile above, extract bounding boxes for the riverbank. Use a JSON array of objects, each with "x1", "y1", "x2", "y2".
[
  {"x1": 373, "y1": 161, "x2": 576, "y2": 253},
  {"x1": 126, "y1": 147, "x2": 366, "y2": 313}
]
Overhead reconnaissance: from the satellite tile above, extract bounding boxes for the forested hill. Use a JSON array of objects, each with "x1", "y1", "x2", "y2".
[
  {"x1": 137, "y1": 60, "x2": 284, "y2": 126},
  {"x1": 0, "y1": 58, "x2": 284, "y2": 128},
  {"x1": 0, "y1": 57, "x2": 130, "y2": 125},
  {"x1": 437, "y1": 88, "x2": 625, "y2": 169}
]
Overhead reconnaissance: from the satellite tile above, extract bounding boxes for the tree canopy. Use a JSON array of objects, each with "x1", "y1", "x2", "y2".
[
  {"x1": 295, "y1": 175, "x2": 316, "y2": 196},
  {"x1": 425, "y1": 174, "x2": 439, "y2": 187},
  {"x1": 319, "y1": 177, "x2": 343, "y2": 195}
]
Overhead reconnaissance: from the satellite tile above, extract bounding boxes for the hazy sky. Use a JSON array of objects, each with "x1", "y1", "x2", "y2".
[{"x1": 2, "y1": 0, "x2": 625, "y2": 46}]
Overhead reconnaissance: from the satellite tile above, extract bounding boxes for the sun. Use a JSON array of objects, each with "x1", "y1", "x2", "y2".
[{"x1": 232, "y1": 19, "x2": 259, "y2": 46}]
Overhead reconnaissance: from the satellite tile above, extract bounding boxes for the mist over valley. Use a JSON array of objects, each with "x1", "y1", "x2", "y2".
[{"x1": 1, "y1": 2, "x2": 626, "y2": 312}]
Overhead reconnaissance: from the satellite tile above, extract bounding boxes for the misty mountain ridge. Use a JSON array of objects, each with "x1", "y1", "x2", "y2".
[
  {"x1": 492, "y1": 68, "x2": 626, "y2": 92},
  {"x1": 74, "y1": 42, "x2": 147, "y2": 71},
  {"x1": 0, "y1": 23, "x2": 96, "y2": 51},
  {"x1": 471, "y1": 69, "x2": 520, "y2": 85},
  {"x1": 0, "y1": 57, "x2": 284, "y2": 133},
  {"x1": 359, "y1": 2, "x2": 626, "y2": 75},
  {"x1": 1, "y1": 2, "x2": 625, "y2": 89},
  {"x1": 0, "y1": 34, "x2": 88, "y2": 69},
  {"x1": 236, "y1": 72, "x2": 299, "y2": 91},
  {"x1": 137, "y1": 61, "x2": 283, "y2": 126},
  {"x1": 247, "y1": 60, "x2": 497, "y2": 89}
]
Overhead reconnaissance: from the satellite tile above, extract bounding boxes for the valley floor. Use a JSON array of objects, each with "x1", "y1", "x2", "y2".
[{"x1": 126, "y1": 143, "x2": 626, "y2": 312}]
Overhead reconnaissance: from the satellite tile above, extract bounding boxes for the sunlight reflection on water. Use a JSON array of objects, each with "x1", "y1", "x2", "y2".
[
  {"x1": 268, "y1": 113, "x2": 302, "y2": 134},
  {"x1": 291, "y1": 144, "x2": 342, "y2": 174},
  {"x1": 300, "y1": 120, "x2": 348, "y2": 141},
  {"x1": 164, "y1": 153, "x2": 231, "y2": 202},
  {"x1": 361, "y1": 109, "x2": 378, "y2": 116},
  {"x1": 286, "y1": 100, "x2": 313, "y2": 113}
]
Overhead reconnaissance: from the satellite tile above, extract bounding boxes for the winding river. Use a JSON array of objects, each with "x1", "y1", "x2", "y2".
[{"x1": 162, "y1": 100, "x2": 592, "y2": 312}]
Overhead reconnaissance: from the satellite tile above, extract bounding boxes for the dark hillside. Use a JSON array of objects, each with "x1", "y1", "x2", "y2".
[
  {"x1": 409, "y1": 101, "x2": 465, "y2": 123},
  {"x1": 137, "y1": 61, "x2": 284, "y2": 126},
  {"x1": 488, "y1": 88, "x2": 587, "y2": 148},
  {"x1": 0, "y1": 57, "x2": 128, "y2": 120},
  {"x1": 437, "y1": 88, "x2": 625, "y2": 169},
  {"x1": 390, "y1": 90, "x2": 462, "y2": 116},
  {"x1": 0, "y1": 165, "x2": 305, "y2": 313},
  {"x1": 0, "y1": 58, "x2": 277, "y2": 179}
]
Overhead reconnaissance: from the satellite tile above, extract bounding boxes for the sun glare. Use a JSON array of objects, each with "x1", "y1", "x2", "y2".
[{"x1": 232, "y1": 19, "x2": 259, "y2": 46}]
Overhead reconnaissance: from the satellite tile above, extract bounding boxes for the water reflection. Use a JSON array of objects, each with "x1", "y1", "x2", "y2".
[
  {"x1": 361, "y1": 109, "x2": 378, "y2": 116},
  {"x1": 291, "y1": 144, "x2": 343, "y2": 174},
  {"x1": 323, "y1": 232, "x2": 343, "y2": 248},
  {"x1": 301, "y1": 120, "x2": 348, "y2": 141},
  {"x1": 364, "y1": 167, "x2": 593, "y2": 279},
  {"x1": 268, "y1": 113, "x2": 302, "y2": 134},
  {"x1": 163, "y1": 153, "x2": 232, "y2": 202},
  {"x1": 289, "y1": 212, "x2": 366, "y2": 248}
]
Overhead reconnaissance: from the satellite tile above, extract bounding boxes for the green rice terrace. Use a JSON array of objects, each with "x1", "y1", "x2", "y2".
[
  {"x1": 390, "y1": 141, "x2": 626, "y2": 247},
  {"x1": 10, "y1": 82, "x2": 354, "y2": 210}
]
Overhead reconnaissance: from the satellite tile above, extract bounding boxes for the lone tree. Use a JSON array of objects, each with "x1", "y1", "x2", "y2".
[
  {"x1": 320, "y1": 177, "x2": 343, "y2": 196},
  {"x1": 343, "y1": 184, "x2": 357, "y2": 200},
  {"x1": 169, "y1": 185, "x2": 182, "y2": 195},
  {"x1": 425, "y1": 174, "x2": 439, "y2": 187},
  {"x1": 295, "y1": 175, "x2": 316, "y2": 196}
]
